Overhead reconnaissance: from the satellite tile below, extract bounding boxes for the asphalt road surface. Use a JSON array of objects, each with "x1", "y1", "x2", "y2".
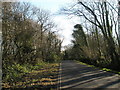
[{"x1": 59, "y1": 60, "x2": 120, "y2": 89}]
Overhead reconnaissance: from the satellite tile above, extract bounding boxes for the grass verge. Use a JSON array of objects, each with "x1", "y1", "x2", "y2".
[{"x1": 75, "y1": 60, "x2": 120, "y2": 75}]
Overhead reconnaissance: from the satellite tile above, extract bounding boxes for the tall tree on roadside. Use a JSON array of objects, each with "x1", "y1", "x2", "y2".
[
  {"x1": 71, "y1": 24, "x2": 87, "y2": 59},
  {"x1": 61, "y1": 1, "x2": 120, "y2": 70}
]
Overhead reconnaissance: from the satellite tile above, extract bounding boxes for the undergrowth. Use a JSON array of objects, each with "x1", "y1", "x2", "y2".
[{"x1": 2, "y1": 61, "x2": 59, "y2": 88}]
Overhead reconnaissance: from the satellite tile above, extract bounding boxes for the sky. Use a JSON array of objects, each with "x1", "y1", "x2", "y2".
[
  {"x1": 2, "y1": 0, "x2": 118, "y2": 46},
  {"x1": 28, "y1": 0, "x2": 118, "y2": 47},
  {"x1": 0, "y1": 0, "x2": 80, "y2": 47},
  {"x1": 26, "y1": 0, "x2": 80, "y2": 47}
]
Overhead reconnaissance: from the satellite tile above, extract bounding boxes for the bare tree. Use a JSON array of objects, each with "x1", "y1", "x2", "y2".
[{"x1": 61, "y1": 0, "x2": 120, "y2": 70}]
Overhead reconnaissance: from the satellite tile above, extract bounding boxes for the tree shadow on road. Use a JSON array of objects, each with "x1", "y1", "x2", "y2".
[{"x1": 60, "y1": 61, "x2": 120, "y2": 89}]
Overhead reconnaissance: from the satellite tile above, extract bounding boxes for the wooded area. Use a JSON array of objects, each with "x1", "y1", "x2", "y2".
[
  {"x1": 63, "y1": 1, "x2": 120, "y2": 71},
  {"x1": 1, "y1": 0, "x2": 120, "y2": 89},
  {"x1": 2, "y1": 2, "x2": 62, "y2": 88}
]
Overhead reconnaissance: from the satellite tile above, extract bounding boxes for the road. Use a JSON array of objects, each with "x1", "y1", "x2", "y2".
[{"x1": 59, "y1": 60, "x2": 120, "y2": 89}]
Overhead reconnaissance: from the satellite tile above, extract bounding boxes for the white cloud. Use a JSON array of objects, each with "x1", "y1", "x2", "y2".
[
  {"x1": 53, "y1": 15, "x2": 80, "y2": 46},
  {"x1": 19, "y1": 0, "x2": 80, "y2": 46},
  {"x1": 53, "y1": 15, "x2": 73, "y2": 46}
]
